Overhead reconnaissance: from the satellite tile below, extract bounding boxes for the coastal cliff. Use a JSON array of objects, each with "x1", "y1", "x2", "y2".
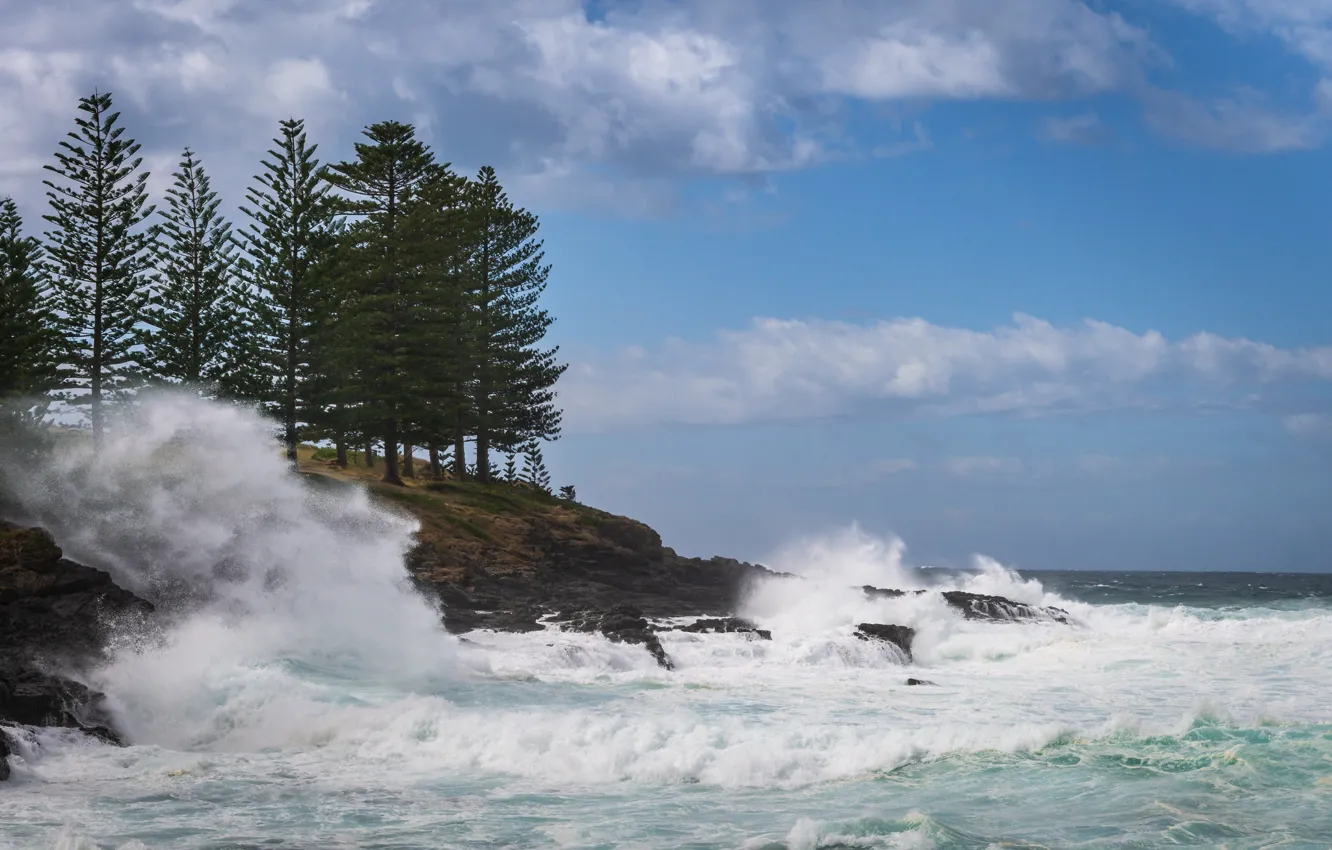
[{"x1": 0, "y1": 451, "x2": 1070, "y2": 775}]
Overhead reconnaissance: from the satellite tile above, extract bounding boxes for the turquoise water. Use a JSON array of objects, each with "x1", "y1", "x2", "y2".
[
  {"x1": 4, "y1": 572, "x2": 1332, "y2": 849},
  {"x1": 4, "y1": 398, "x2": 1329, "y2": 849}
]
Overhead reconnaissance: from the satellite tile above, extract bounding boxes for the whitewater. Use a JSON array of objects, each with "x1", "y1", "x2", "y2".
[{"x1": 2, "y1": 397, "x2": 1330, "y2": 849}]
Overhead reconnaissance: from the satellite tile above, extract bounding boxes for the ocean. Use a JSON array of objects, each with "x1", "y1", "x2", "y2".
[{"x1": 2, "y1": 398, "x2": 1331, "y2": 850}]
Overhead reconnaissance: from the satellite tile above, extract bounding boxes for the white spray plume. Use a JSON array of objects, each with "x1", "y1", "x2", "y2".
[
  {"x1": 740, "y1": 524, "x2": 927, "y2": 636},
  {"x1": 4, "y1": 391, "x2": 466, "y2": 749},
  {"x1": 737, "y1": 524, "x2": 1079, "y2": 665}
]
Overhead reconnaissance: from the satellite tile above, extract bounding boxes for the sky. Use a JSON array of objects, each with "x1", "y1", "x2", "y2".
[{"x1": 2, "y1": 0, "x2": 1330, "y2": 571}]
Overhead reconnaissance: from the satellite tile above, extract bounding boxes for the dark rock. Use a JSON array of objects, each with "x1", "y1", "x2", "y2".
[
  {"x1": 861, "y1": 584, "x2": 1071, "y2": 625},
  {"x1": 0, "y1": 669, "x2": 117, "y2": 735},
  {"x1": 905, "y1": 678, "x2": 936, "y2": 686},
  {"x1": 676, "y1": 617, "x2": 771, "y2": 640},
  {"x1": 862, "y1": 585, "x2": 916, "y2": 600},
  {"x1": 854, "y1": 623, "x2": 916, "y2": 659},
  {"x1": 941, "y1": 590, "x2": 1070, "y2": 624},
  {"x1": 0, "y1": 521, "x2": 150, "y2": 775},
  {"x1": 406, "y1": 517, "x2": 783, "y2": 639},
  {"x1": 555, "y1": 604, "x2": 674, "y2": 670},
  {"x1": 0, "y1": 727, "x2": 10, "y2": 781}
]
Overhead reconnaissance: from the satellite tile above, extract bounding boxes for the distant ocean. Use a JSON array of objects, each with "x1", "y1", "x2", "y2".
[{"x1": 3, "y1": 399, "x2": 1330, "y2": 850}]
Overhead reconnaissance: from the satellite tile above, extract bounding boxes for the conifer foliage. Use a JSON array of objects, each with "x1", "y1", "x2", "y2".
[
  {"x1": 521, "y1": 439, "x2": 552, "y2": 494},
  {"x1": 42, "y1": 91, "x2": 155, "y2": 450},
  {"x1": 239, "y1": 118, "x2": 339, "y2": 463},
  {"x1": 325, "y1": 121, "x2": 439, "y2": 486},
  {"x1": 0, "y1": 198, "x2": 62, "y2": 409},
  {"x1": 142, "y1": 149, "x2": 244, "y2": 392},
  {"x1": 466, "y1": 167, "x2": 566, "y2": 482},
  {"x1": 4, "y1": 94, "x2": 568, "y2": 488}
]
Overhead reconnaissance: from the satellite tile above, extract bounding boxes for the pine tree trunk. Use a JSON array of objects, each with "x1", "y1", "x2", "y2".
[
  {"x1": 476, "y1": 420, "x2": 490, "y2": 483},
  {"x1": 91, "y1": 220, "x2": 105, "y2": 453},
  {"x1": 382, "y1": 418, "x2": 404, "y2": 486},
  {"x1": 365, "y1": 440, "x2": 375, "y2": 468},
  {"x1": 335, "y1": 435, "x2": 348, "y2": 468},
  {"x1": 285, "y1": 315, "x2": 298, "y2": 465},
  {"x1": 429, "y1": 443, "x2": 441, "y2": 478},
  {"x1": 403, "y1": 438, "x2": 415, "y2": 478},
  {"x1": 90, "y1": 375, "x2": 103, "y2": 452},
  {"x1": 453, "y1": 408, "x2": 467, "y2": 481}
]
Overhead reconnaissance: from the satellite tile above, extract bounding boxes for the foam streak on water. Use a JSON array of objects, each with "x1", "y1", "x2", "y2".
[{"x1": 2, "y1": 396, "x2": 1331, "y2": 849}]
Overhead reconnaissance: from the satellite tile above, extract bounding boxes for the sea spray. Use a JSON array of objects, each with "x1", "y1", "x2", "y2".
[
  {"x1": 3, "y1": 399, "x2": 1332, "y2": 846},
  {"x1": 737, "y1": 524, "x2": 1082, "y2": 665},
  {"x1": 2, "y1": 392, "x2": 467, "y2": 749}
]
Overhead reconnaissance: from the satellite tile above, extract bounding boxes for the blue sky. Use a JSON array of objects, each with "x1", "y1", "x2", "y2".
[{"x1": 2, "y1": 0, "x2": 1330, "y2": 570}]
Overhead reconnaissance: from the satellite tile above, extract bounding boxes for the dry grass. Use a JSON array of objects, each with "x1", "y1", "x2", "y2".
[{"x1": 294, "y1": 444, "x2": 627, "y2": 583}]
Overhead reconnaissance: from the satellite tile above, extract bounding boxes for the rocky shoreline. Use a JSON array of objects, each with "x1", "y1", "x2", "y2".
[
  {"x1": 0, "y1": 521, "x2": 154, "y2": 779},
  {"x1": 1, "y1": 496, "x2": 1073, "y2": 778}
]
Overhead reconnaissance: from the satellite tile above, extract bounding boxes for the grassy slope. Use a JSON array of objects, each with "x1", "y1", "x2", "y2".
[{"x1": 295, "y1": 446, "x2": 662, "y2": 587}]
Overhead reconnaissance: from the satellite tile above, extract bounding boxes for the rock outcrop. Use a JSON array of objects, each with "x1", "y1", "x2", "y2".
[
  {"x1": 555, "y1": 604, "x2": 674, "y2": 669},
  {"x1": 0, "y1": 521, "x2": 152, "y2": 775},
  {"x1": 861, "y1": 585, "x2": 1070, "y2": 624},
  {"x1": 940, "y1": 590, "x2": 1070, "y2": 624},
  {"x1": 403, "y1": 490, "x2": 779, "y2": 634},
  {"x1": 854, "y1": 623, "x2": 916, "y2": 659},
  {"x1": 675, "y1": 617, "x2": 771, "y2": 640}
]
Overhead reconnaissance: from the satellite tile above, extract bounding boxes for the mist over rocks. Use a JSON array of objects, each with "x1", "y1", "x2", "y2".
[
  {"x1": 854, "y1": 624, "x2": 916, "y2": 660},
  {"x1": 0, "y1": 521, "x2": 153, "y2": 762},
  {"x1": 859, "y1": 585, "x2": 1073, "y2": 625},
  {"x1": 0, "y1": 396, "x2": 1086, "y2": 772},
  {"x1": 675, "y1": 617, "x2": 772, "y2": 639}
]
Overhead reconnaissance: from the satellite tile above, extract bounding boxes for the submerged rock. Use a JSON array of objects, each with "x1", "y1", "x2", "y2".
[
  {"x1": 905, "y1": 678, "x2": 936, "y2": 686},
  {"x1": 556, "y1": 604, "x2": 675, "y2": 670},
  {"x1": 675, "y1": 617, "x2": 771, "y2": 640},
  {"x1": 861, "y1": 585, "x2": 914, "y2": 600},
  {"x1": 854, "y1": 623, "x2": 916, "y2": 659},
  {"x1": 859, "y1": 584, "x2": 1070, "y2": 624},
  {"x1": 0, "y1": 521, "x2": 151, "y2": 773},
  {"x1": 0, "y1": 670, "x2": 120, "y2": 740},
  {"x1": 941, "y1": 590, "x2": 1070, "y2": 624}
]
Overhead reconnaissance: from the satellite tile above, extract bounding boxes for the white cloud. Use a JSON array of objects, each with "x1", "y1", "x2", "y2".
[
  {"x1": 870, "y1": 458, "x2": 917, "y2": 476},
  {"x1": 1141, "y1": 85, "x2": 1322, "y2": 152},
  {"x1": 1076, "y1": 454, "x2": 1122, "y2": 475},
  {"x1": 0, "y1": 0, "x2": 1294, "y2": 221},
  {"x1": 1043, "y1": 111, "x2": 1114, "y2": 145},
  {"x1": 1168, "y1": 0, "x2": 1332, "y2": 68},
  {"x1": 0, "y1": 0, "x2": 1325, "y2": 220},
  {"x1": 558, "y1": 313, "x2": 1332, "y2": 431},
  {"x1": 945, "y1": 456, "x2": 1024, "y2": 475},
  {"x1": 1284, "y1": 413, "x2": 1332, "y2": 436},
  {"x1": 819, "y1": 29, "x2": 1016, "y2": 100}
]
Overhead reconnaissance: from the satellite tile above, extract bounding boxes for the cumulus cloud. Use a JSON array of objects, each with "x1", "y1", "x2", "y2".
[
  {"x1": 1043, "y1": 111, "x2": 1114, "y2": 145},
  {"x1": 1168, "y1": 0, "x2": 1332, "y2": 69},
  {"x1": 1284, "y1": 413, "x2": 1332, "y2": 436},
  {"x1": 1141, "y1": 85, "x2": 1323, "y2": 152},
  {"x1": 1076, "y1": 454, "x2": 1123, "y2": 475},
  {"x1": 558, "y1": 313, "x2": 1332, "y2": 431},
  {"x1": 944, "y1": 456, "x2": 1023, "y2": 475},
  {"x1": 870, "y1": 458, "x2": 918, "y2": 476},
  {"x1": 0, "y1": 0, "x2": 1319, "y2": 218}
]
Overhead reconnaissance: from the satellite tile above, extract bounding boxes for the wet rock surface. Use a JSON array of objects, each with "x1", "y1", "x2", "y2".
[
  {"x1": 940, "y1": 590, "x2": 1071, "y2": 624},
  {"x1": 861, "y1": 585, "x2": 1071, "y2": 624},
  {"x1": 0, "y1": 521, "x2": 152, "y2": 775},
  {"x1": 555, "y1": 604, "x2": 674, "y2": 670},
  {"x1": 674, "y1": 617, "x2": 772, "y2": 640},
  {"x1": 854, "y1": 623, "x2": 916, "y2": 659}
]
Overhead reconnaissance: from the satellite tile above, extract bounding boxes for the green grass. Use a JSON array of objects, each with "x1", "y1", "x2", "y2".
[{"x1": 374, "y1": 486, "x2": 496, "y2": 542}]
